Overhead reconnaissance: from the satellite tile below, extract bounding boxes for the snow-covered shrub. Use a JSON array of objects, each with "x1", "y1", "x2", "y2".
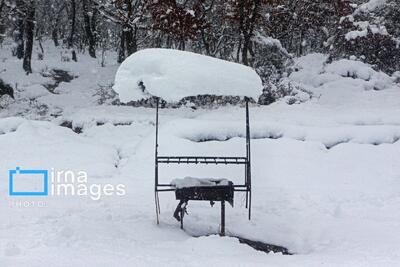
[
  {"x1": 94, "y1": 84, "x2": 118, "y2": 105},
  {"x1": 332, "y1": 29, "x2": 400, "y2": 74},
  {"x1": 252, "y1": 34, "x2": 294, "y2": 105},
  {"x1": 60, "y1": 51, "x2": 71, "y2": 62},
  {"x1": 283, "y1": 53, "x2": 398, "y2": 107},
  {"x1": 252, "y1": 34, "x2": 292, "y2": 85},
  {"x1": 259, "y1": 81, "x2": 313, "y2": 106},
  {"x1": 324, "y1": 59, "x2": 393, "y2": 90},
  {"x1": 331, "y1": 3, "x2": 400, "y2": 74},
  {"x1": 384, "y1": 0, "x2": 400, "y2": 39},
  {"x1": 0, "y1": 95, "x2": 14, "y2": 109},
  {"x1": 27, "y1": 100, "x2": 49, "y2": 117}
]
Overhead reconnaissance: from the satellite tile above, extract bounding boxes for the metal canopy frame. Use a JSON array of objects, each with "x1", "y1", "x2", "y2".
[{"x1": 154, "y1": 98, "x2": 252, "y2": 226}]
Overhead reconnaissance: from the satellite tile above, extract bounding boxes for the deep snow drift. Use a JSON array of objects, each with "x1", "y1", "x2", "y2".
[
  {"x1": 1, "y1": 42, "x2": 400, "y2": 266},
  {"x1": 113, "y1": 48, "x2": 263, "y2": 103}
]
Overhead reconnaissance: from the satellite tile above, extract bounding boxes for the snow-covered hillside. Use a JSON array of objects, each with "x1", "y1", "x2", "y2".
[{"x1": 1, "y1": 42, "x2": 400, "y2": 266}]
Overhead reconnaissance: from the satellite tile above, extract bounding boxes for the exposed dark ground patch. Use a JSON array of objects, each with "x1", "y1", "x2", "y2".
[
  {"x1": 59, "y1": 121, "x2": 82, "y2": 134},
  {"x1": 59, "y1": 120, "x2": 134, "y2": 134},
  {"x1": 42, "y1": 69, "x2": 77, "y2": 93},
  {"x1": 236, "y1": 236, "x2": 291, "y2": 255},
  {"x1": 96, "y1": 121, "x2": 133, "y2": 127},
  {"x1": 193, "y1": 234, "x2": 291, "y2": 255},
  {"x1": 186, "y1": 134, "x2": 400, "y2": 149},
  {"x1": 188, "y1": 133, "x2": 283, "y2": 143}
]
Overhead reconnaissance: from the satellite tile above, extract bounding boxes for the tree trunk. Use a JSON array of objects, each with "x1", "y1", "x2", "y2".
[
  {"x1": 118, "y1": 0, "x2": 137, "y2": 60},
  {"x1": 0, "y1": 0, "x2": 5, "y2": 43},
  {"x1": 125, "y1": 25, "x2": 137, "y2": 56},
  {"x1": 23, "y1": 0, "x2": 35, "y2": 74},
  {"x1": 118, "y1": 24, "x2": 137, "y2": 63},
  {"x1": 117, "y1": 29, "x2": 126, "y2": 63},
  {"x1": 68, "y1": 0, "x2": 77, "y2": 62},
  {"x1": 52, "y1": 4, "x2": 66, "y2": 47},
  {"x1": 0, "y1": 1, "x2": 4, "y2": 15},
  {"x1": 82, "y1": 0, "x2": 96, "y2": 58},
  {"x1": 239, "y1": 0, "x2": 261, "y2": 66},
  {"x1": 201, "y1": 30, "x2": 210, "y2": 56},
  {"x1": 13, "y1": 0, "x2": 25, "y2": 59},
  {"x1": 242, "y1": 34, "x2": 250, "y2": 66},
  {"x1": 52, "y1": 29, "x2": 59, "y2": 46},
  {"x1": 91, "y1": 2, "x2": 98, "y2": 45},
  {"x1": 178, "y1": 38, "x2": 185, "y2": 51}
]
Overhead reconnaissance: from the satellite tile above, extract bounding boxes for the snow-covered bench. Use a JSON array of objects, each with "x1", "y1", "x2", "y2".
[{"x1": 113, "y1": 49, "x2": 258, "y2": 235}]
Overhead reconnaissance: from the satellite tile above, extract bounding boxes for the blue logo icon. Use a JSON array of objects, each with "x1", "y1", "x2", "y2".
[{"x1": 9, "y1": 167, "x2": 48, "y2": 196}]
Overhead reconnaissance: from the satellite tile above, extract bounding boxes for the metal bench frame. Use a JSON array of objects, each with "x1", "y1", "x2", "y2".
[{"x1": 154, "y1": 98, "x2": 252, "y2": 233}]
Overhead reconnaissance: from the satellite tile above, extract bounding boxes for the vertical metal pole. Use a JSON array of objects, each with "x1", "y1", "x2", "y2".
[
  {"x1": 220, "y1": 200, "x2": 225, "y2": 236},
  {"x1": 180, "y1": 208, "x2": 184, "y2": 230},
  {"x1": 246, "y1": 99, "x2": 252, "y2": 220},
  {"x1": 248, "y1": 189, "x2": 252, "y2": 220},
  {"x1": 155, "y1": 98, "x2": 160, "y2": 224},
  {"x1": 245, "y1": 164, "x2": 248, "y2": 209},
  {"x1": 245, "y1": 99, "x2": 249, "y2": 209}
]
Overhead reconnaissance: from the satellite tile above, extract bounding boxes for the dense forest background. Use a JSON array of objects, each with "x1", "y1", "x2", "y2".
[{"x1": 0, "y1": 0, "x2": 399, "y2": 103}]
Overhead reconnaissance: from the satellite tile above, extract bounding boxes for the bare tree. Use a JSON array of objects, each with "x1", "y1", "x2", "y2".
[
  {"x1": 51, "y1": 3, "x2": 67, "y2": 47},
  {"x1": 149, "y1": 0, "x2": 208, "y2": 51},
  {"x1": 95, "y1": 0, "x2": 146, "y2": 63},
  {"x1": 13, "y1": 0, "x2": 25, "y2": 59},
  {"x1": 0, "y1": 0, "x2": 6, "y2": 43},
  {"x1": 227, "y1": 0, "x2": 268, "y2": 66},
  {"x1": 68, "y1": 0, "x2": 77, "y2": 61},
  {"x1": 83, "y1": 0, "x2": 96, "y2": 58},
  {"x1": 23, "y1": 0, "x2": 35, "y2": 73}
]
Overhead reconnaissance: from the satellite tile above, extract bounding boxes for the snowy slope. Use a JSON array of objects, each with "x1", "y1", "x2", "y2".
[
  {"x1": 1, "y1": 44, "x2": 400, "y2": 266},
  {"x1": 0, "y1": 39, "x2": 119, "y2": 119}
]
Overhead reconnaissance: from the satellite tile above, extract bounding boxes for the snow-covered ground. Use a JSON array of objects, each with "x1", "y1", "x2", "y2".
[{"x1": 1, "y1": 41, "x2": 400, "y2": 266}]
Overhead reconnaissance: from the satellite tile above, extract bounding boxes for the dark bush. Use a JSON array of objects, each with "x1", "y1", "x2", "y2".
[{"x1": 0, "y1": 79, "x2": 14, "y2": 99}]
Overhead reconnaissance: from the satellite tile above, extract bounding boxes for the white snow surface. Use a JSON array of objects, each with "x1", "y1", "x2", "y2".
[
  {"x1": 1, "y1": 42, "x2": 400, "y2": 266},
  {"x1": 345, "y1": 29, "x2": 368, "y2": 40},
  {"x1": 356, "y1": 0, "x2": 386, "y2": 14},
  {"x1": 113, "y1": 48, "x2": 263, "y2": 103}
]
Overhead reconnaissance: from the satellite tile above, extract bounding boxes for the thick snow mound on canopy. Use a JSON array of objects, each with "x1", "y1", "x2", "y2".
[{"x1": 113, "y1": 49, "x2": 263, "y2": 103}]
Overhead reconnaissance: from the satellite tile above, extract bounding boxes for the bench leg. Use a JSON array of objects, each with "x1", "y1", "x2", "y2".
[
  {"x1": 181, "y1": 212, "x2": 184, "y2": 230},
  {"x1": 220, "y1": 200, "x2": 225, "y2": 236}
]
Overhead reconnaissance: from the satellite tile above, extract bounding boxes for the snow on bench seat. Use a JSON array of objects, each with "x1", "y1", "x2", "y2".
[
  {"x1": 171, "y1": 177, "x2": 234, "y2": 205},
  {"x1": 171, "y1": 177, "x2": 231, "y2": 189}
]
